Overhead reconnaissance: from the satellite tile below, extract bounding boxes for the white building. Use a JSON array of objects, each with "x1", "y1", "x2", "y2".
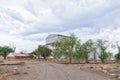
[{"x1": 46, "y1": 34, "x2": 66, "y2": 49}]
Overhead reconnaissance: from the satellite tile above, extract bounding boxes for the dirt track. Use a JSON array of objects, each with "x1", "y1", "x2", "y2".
[{"x1": 4, "y1": 61, "x2": 115, "y2": 80}]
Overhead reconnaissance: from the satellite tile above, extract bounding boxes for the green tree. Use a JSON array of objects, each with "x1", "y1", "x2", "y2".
[
  {"x1": 97, "y1": 39, "x2": 109, "y2": 63},
  {"x1": 115, "y1": 43, "x2": 120, "y2": 63},
  {"x1": 81, "y1": 39, "x2": 94, "y2": 63},
  {"x1": 37, "y1": 45, "x2": 52, "y2": 59},
  {"x1": 30, "y1": 45, "x2": 51, "y2": 60},
  {"x1": 99, "y1": 51, "x2": 109, "y2": 63},
  {"x1": 107, "y1": 51, "x2": 113, "y2": 61},
  {"x1": 74, "y1": 40, "x2": 82, "y2": 62},
  {"x1": 53, "y1": 41, "x2": 65, "y2": 60},
  {"x1": 53, "y1": 34, "x2": 78, "y2": 63},
  {"x1": 29, "y1": 51, "x2": 36, "y2": 58},
  {"x1": 0, "y1": 52, "x2": 4, "y2": 56},
  {"x1": 0, "y1": 46, "x2": 14, "y2": 60}
]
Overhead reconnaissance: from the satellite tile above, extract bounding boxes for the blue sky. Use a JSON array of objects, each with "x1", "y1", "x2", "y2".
[{"x1": 0, "y1": 0, "x2": 120, "y2": 52}]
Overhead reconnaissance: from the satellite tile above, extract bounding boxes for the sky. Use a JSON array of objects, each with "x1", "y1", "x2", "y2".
[{"x1": 0, "y1": 0, "x2": 120, "y2": 52}]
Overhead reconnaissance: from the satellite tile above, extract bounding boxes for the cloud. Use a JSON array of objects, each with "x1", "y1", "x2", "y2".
[
  {"x1": 0, "y1": 33, "x2": 42, "y2": 52},
  {"x1": 0, "y1": 0, "x2": 120, "y2": 52},
  {"x1": 1, "y1": 0, "x2": 120, "y2": 34}
]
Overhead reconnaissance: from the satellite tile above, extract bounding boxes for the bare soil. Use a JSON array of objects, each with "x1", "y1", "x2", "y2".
[{"x1": 0, "y1": 61, "x2": 117, "y2": 80}]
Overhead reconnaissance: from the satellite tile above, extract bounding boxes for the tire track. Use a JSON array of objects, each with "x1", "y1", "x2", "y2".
[{"x1": 48, "y1": 63, "x2": 71, "y2": 80}]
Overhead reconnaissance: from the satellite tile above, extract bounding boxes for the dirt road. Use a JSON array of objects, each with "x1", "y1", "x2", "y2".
[{"x1": 5, "y1": 62, "x2": 115, "y2": 80}]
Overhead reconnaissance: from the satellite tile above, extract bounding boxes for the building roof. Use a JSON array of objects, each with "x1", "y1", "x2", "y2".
[
  {"x1": 46, "y1": 34, "x2": 66, "y2": 45},
  {"x1": 46, "y1": 34, "x2": 65, "y2": 39},
  {"x1": 7, "y1": 52, "x2": 29, "y2": 57}
]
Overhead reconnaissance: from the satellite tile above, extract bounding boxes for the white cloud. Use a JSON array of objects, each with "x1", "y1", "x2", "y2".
[
  {"x1": 0, "y1": 34, "x2": 42, "y2": 52},
  {"x1": 0, "y1": 0, "x2": 120, "y2": 52}
]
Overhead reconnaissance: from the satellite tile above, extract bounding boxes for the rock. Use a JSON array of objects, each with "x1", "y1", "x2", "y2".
[
  {"x1": 109, "y1": 73, "x2": 116, "y2": 76},
  {"x1": 89, "y1": 66, "x2": 94, "y2": 69},
  {"x1": 23, "y1": 72, "x2": 28, "y2": 74},
  {"x1": 99, "y1": 66, "x2": 104, "y2": 70},
  {"x1": 102, "y1": 69, "x2": 108, "y2": 74},
  {"x1": 13, "y1": 71, "x2": 20, "y2": 75},
  {"x1": 79, "y1": 67, "x2": 81, "y2": 69},
  {"x1": 27, "y1": 66, "x2": 31, "y2": 69},
  {"x1": 13, "y1": 67, "x2": 20, "y2": 75},
  {"x1": 95, "y1": 67, "x2": 102, "y2": 71},
  {"x1": 13, "y1": 67, "x2": 18, "y2": 71},
  {"x1": 108, "y1": 69, "x2": 116, "y2": 73},
  {"x1": 115, "y1": 74, "x2": 120, "y2": 79},
  {"x1": 118, "y1": 77, "x2": 120, "y2": 80},
  {"x1": 13, "y1": 69, "x2": 20, "y2": 75}
]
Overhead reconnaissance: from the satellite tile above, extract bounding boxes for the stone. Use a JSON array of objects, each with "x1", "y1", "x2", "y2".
[
  {"x1": 89, "y1": 66, "x2": 94, "y2": 69},
  {"x1": 13, "y1": 67, "x2": 18, "y2": 71},
  {"x1": 109, "y1": 73, "x2": 116, "y2": 76},
  {"x1": 115, "y1": 74, "x2": 120, "y2": 79},
  {"x1": 102, "y1": 69, "x2": 108, "y2": 74},
  {"x1": 13, "y1": 67, "x2": 20, "y2": 75},
  {"x1": 95, "y1": 67, "x2": 102, "y2": 71},
  {"x1": 27, "y1": 66, "x2": 31, "y2": 69},
  {"x1": 23, "y1": 72, "x2": 28, "y2": 74}
]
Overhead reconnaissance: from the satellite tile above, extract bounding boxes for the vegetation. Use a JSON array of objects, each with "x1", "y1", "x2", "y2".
[
  {"x1": 74, "y1": 40, "x2": 83, "y2": 63},
  {"x1": 53, "y1": 34, "x2": 78, "y2": 63},
  {"x1": 81, "y1": 40, "x2": 94, "y2": 63},
  {"x1": 0, "y1": 46, "x2": 15, "y2": 59},
  {"x1": 96, "y1": 39, "x2": 109, "y2": 63},
  {"x1": 115, "y1": 43, "x2": 120, "y2": 63},
  {"x1": 30, "y1": 45, "x2": 51, "y2": 60},
  {"x1": 53, "y1": 35, "x2": 115, "y2": 63},
  {"x1": 29, "y1": 51, "x2": 36, "y2": 58},
  {"x1": 1, "y1": 34, "x2": 120, "y2": 64},
  {"x1": 53, "y1": 34, "x2": 95, "y2": 63},
  {"x1": 29, "y1": 34, "x2": 120, "y2": 64},
  {"x1": 107, "y1": 51, "x2": 113, "y2": 61},
  {"x1": 38, "y1": 45, "x2": 52, "y2": 59}
]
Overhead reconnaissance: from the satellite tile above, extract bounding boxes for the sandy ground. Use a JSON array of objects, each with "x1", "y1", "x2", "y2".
[{"x1": 0, "y1": 61, "x2": 117, "y2": 80}]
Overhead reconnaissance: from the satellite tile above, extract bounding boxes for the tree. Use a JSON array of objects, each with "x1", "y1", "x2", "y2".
[
  {"x1": 0, "y1": 52, "x2": 4, "y2": 56},
  {"x1": 30, "y1": 45, "x2": 51, "y2": 60},
  {"x1": 52, "y1": 41, "x2": 65, "y2": 60},
  {"x1": 81, "y1": 39, "x2": 94, "y2": 63},
  {"x1": 53, "y1": 34, "x2": 78, "y2": 63},
  {"x1": 97, "y1": 39, "x2": 109, "y2": 63},
  {"x1": 107, "y1": 51, "x2": 113, "y2": 61},
  {"x1": 99, "y1": 51, "x2": 109, "y2": 63},
  {"x1": 29, "y1": 51, "x2": 36, "y2": 58},
  {"x1": 74, "y1": 40, "x2": 83, "y2": 63},
  {"x1": 115, "y1": 43, "x2": 120, "y2": 63},
  {"x1": 0, "y1": 46, "x2": 14, "y2": 60},
  {"x1": 37, "y1": 45, "x2": 52, "y2": 59}
]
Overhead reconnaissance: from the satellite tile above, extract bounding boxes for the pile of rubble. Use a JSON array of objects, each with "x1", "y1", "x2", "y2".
[{"x1": 78, "y1": 64, "x2": 120, "y2": 80}]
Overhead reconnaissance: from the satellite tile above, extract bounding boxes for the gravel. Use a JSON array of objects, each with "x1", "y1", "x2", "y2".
[{"x1": 0, "y1": 61, "x2": 116, "y2": 80}]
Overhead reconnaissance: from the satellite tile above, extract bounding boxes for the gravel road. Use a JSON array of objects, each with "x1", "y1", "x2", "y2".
[{"x1": 5, "y1": 61, "x2": 115, "y2": 80}]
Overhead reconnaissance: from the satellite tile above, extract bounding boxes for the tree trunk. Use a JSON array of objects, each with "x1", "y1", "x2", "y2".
[
  {"x1": 101, "y1": 59, "x2": 105, "y2": 63},
  {"x1": 69, "y1": 58, "x2": 72, "y2": 64},
  {"x1": 85, "y1": 55, "x2": 89, "y2": 63},
  {"x1": 3, "y1": 53, "x2": 7, "y2": 60},
  {"x1": 3, "y1": 56, "x2": 6, "y2": 60},
  {"x1": 85, "y1": 59, "x2": 89, "y2": 63}
]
